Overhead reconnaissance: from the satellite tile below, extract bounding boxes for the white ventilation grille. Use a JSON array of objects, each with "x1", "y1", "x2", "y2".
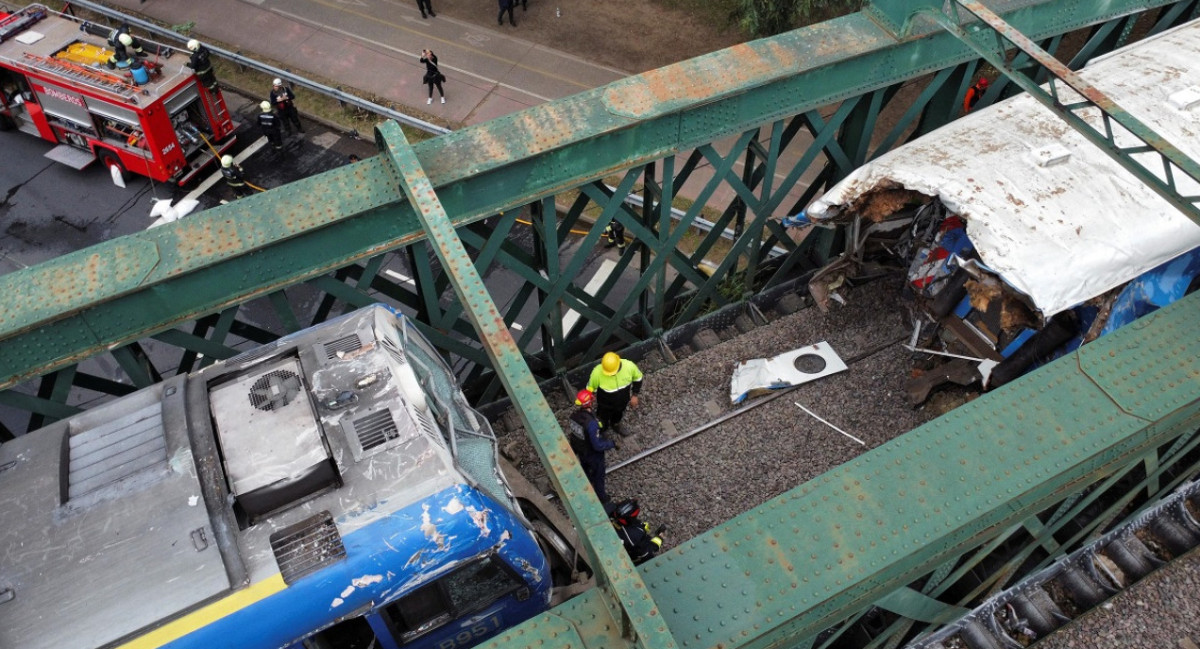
[
  {"x1": 67, "y1": 403, "x2": 167, "y2": 501},
  {"x1": 381, "y1": 339, "x2": 407, "y2": 365}
]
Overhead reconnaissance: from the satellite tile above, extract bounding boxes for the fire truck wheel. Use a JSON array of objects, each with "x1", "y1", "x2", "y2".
[{"x1": 98, "y1": 150, "x2": 126, "y2": 182}]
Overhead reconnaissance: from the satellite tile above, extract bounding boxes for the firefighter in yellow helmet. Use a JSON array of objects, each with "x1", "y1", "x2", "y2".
[{"x1": 586, "y1": 351, "x2": 642, "y2": 437}]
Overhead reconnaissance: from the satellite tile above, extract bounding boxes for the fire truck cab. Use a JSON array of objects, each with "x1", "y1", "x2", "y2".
[{"x1": 0, "y1": 4, "x2": 237, "y2": 185}]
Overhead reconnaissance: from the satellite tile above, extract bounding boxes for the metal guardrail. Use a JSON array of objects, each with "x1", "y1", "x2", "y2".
[{"x1": 63, "y1": 0, "x2": 451, "y2": 136}]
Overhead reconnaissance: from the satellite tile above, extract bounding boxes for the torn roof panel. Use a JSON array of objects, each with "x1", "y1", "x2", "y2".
[{"x1": 808, "y1": 19, "x2": 1200, "y2": 319}]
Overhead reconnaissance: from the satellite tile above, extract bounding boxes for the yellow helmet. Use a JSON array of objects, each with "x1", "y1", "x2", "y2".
[{"x1": 601, "y1": 352, "x2": 620, "y2": 376}]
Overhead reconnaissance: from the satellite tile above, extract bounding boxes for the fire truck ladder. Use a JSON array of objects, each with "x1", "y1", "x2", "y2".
[{"x1": 22, "y1": 53, "x2": 136, "y2": 98}]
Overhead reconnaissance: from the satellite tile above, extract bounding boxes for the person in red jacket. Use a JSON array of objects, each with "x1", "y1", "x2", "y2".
[{"x1": 963, "y1": 76, "x2": 989, "y2": 114}]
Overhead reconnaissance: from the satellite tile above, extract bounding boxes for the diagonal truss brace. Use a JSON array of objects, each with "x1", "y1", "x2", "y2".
[
  {"x1": 925, "y1": 0, "x2": 1200, "y2": 226},
  {"x1": 372, "y1": 121, "x2": 678, "y2": 649}
]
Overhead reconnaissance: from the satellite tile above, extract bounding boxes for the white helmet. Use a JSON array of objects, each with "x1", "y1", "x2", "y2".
[
  {"x1": 118, "y1": 33, "x2": 133, "y2": 46},
  {"x1": 187, "y1": 39, "x2": 200, "y2": 51},
  {"x1": 260, "y1": 101, "x2": 272, "y2": 113},
  {"x1": 272, "y1": 78, "x2": 282, "y2": 86},
  {"x1": 221, "y1": 155, "x2": 233, "y2": 167}
]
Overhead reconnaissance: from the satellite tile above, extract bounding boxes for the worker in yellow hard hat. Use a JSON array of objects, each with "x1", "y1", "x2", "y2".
[{"x1": 586, "y1": 351, "x2": 643, "y2": 437}]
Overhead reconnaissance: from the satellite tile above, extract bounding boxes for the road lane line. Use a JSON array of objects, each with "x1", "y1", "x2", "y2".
[{"x1": 562, "y1": 258, "x2": 616, "y2": 333}]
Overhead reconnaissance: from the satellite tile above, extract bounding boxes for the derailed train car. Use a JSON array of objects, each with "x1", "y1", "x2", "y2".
[
  {"x1": 0, "y1": 305, "x2": 587, "y2": 649},
  {"x1": 795, "y1": 19, "x2": 1200, "y2": 403}
]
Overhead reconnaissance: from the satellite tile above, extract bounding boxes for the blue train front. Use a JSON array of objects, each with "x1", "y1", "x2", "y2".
[{"x1": 0, "y1": 305, "x2": 558, "y2": 649}]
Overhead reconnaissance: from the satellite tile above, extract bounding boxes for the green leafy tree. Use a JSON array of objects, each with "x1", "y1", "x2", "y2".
[{"x1": 737, "y1": 0, "x2": 863, "y2": 38}]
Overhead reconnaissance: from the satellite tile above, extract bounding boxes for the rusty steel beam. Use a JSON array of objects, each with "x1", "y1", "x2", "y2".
[{"x1": 373, "y1": 120, "x2": 678, "y2": 649}]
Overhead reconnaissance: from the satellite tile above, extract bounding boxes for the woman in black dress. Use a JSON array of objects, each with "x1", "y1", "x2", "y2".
[{"x1": 419, "y1": 49, "x2": 445, "y2": 104}]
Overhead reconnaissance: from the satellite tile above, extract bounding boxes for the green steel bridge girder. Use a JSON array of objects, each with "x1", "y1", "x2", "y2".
[
  {"x1": 480, "y1": 283, "x2": 1200, "y2": 649},
  {"x1": 0, "y1": 0, "x2": 1189, "y2": 392},
  {"x1": 374, "y1": 122, "x2": 678, "y2": 649}
]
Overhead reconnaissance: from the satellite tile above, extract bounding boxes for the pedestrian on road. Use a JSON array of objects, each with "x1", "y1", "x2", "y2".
[
  {"x1": 420, "y1": 49, "x2": 446, "y2": 105},
  {"x1": 586, "y1": 352, "x2": 643, "y2": 437},
  {"x1": 186, "y1": 40, "x2": 218, "y2": 91},
  {"x1": 220, "y1": 155, "x2": 250, "y2": 199},
  {"x1": 257, "y1": 101, "x2": 283, "y2": 150},
  {"x1": 270, "y1": 79, "x2": 304, "y2": 134},
  {"x1": 415, "y1": 0, "x2": 436, "y2": 18},
  {"x1": 568, "y1": 389, "x2": 616, "y2": 503},
  {"x1": 498, "y1": 0, "x2": 517, "y2": 27}
]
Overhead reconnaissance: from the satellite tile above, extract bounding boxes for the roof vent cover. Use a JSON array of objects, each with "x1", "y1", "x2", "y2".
[
  {"x1": 248, "y1": 370, "x2": 302, "y2": 411},
  {"x1": 269, "y1": 511, "x2": 346, "y2": 584},
  {"x1": 325, "y1": 334, "x2": 362, "y2": 360},
  {"x1": 351, "y1": 409, "x2": 400, "y2": 451}
]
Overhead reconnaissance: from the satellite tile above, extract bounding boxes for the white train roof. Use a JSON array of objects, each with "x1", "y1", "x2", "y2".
[
  {"x1": 807, "y1": 19, "x2": 1200, "y2": 318},
  {"x1": 0, "y1": 306, "x2": 490, "y2": 649}
]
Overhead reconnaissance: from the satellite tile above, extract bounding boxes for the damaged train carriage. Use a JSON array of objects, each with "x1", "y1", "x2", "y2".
[
  {"x1": 797, "y1": 18, "x2": 1200, "y2": 404},
  {"x1": 0, "y1": 305, "x2": 589, "y2": 649}
]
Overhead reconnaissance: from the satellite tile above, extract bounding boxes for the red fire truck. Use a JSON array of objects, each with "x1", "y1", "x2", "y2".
[{"x1": 0, "y1": 4, "x2": 237, "y2": 185}]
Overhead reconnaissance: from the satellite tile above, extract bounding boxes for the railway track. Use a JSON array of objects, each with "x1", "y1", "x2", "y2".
[{"x1": 498, "y1": 277, "x2": 947, "y2": 547}]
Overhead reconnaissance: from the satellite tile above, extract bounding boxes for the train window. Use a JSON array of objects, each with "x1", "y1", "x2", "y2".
[{"x1": 383, "y1": 555, "x2": 524, "y2": 642}]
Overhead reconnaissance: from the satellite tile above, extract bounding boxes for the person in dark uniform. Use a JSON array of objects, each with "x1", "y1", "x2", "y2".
[
  {"x1": 257, "y1": 101, "x2": 283, "y2": 150},
  {"x1": 220, "y1": 155, "x2": 250, "y2": 199},
  {"x1": 415, "y1": 0, "x2": 435, "y2": 18},
  {"x1": 567, "y1": 389, "x2": 616, "y2": 503},
  {"x1": 603, "y1": 218, "x2": 627, "y2": 252},
  {"x1": 498, "y1": 0, "x2": 517, "y2": 26},
  {"x1": 186, "y1": 40, "x2": 219, "y2": 91},
  {"x1": 270, "y1": 79, "x2": 304, "y2": 134},
  {"x1": 606, "y1": 499, "x2": 664, "y2": 565}
]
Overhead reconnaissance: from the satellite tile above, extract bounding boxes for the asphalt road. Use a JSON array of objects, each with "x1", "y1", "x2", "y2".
[{"x1": 0, "y1": 86, "x2": 375, "y2": 276}]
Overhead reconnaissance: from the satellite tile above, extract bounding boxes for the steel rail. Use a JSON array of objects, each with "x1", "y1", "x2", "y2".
[{"x1": 605, "y1": 333, "x2": 906, "y2": 474}]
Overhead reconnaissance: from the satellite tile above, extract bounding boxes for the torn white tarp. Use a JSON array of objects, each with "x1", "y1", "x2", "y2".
[
  {"x1": 730, "y1": 341, "x2": 847, "y2": 404},
  {"x1": 807, "y1": 20, "x2": 1200, "y2": 319}
]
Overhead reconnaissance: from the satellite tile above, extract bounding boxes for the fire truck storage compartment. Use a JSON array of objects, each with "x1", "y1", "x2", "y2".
[
  {"x1": 87, "y1": 99, "x2": 146, "y2": 151},
  {"x1": 163, "y1": 83, "x2": 212, "y2": 152}
]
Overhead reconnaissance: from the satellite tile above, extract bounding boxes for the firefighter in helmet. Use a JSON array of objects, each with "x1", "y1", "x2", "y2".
[
  {"x1": 607, "y1": 498, "x2": 664, "y2": 565},
  {"x1": 186, "y1": 40, "x2": 218, "y2": 91},
  {"x1": 258, "y1": 101, "x2": 283, "y2": 150},
  {"x1": 220, "y1": 155, "x2": 249, "y2": 199},
  {"x1": 567, "y1": 389, "x2": 615, "y2": 503}
]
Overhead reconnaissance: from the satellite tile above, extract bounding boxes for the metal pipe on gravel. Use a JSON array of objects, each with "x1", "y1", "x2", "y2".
[
  {"x1": 66, "y1": 0, "x2": 451, "y2": 136},
  {"x1": 605, "y1": 334, "x2": 907, "y2": 473}
]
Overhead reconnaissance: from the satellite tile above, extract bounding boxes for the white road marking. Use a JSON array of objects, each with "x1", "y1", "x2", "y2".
[
  {"x1": 182, "y1": 137, "x2": 269, "y2": 204},
  {"x1": 562, "y1": 258, "x2": 616, "y2": 333},
  {"x1": 384, "y1": 269, "x2": 415, "y2": 285}
]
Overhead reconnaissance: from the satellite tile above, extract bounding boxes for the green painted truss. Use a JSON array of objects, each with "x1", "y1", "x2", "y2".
[{"x1": 1, "y1": 0, "x2": 1199, "y2": 647}]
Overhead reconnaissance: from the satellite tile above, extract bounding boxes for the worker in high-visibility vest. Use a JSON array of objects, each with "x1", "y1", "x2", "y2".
[{"x1": 586, "y1": 351, "x2": 643, "y2": 437}]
